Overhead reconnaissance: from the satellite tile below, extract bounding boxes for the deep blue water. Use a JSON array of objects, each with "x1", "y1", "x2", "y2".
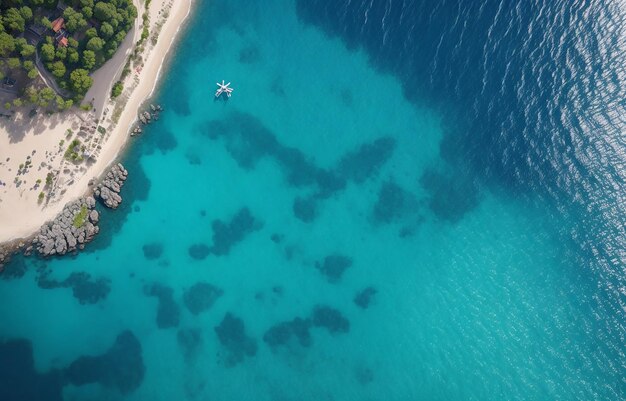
[{"x1": 1, "y1": 0, "x2": 626, "y2": 400}]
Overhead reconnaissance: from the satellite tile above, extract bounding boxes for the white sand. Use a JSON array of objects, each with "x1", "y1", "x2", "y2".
[{"x1": 0, "y1": 0, "x2": 193, "y2": 243}]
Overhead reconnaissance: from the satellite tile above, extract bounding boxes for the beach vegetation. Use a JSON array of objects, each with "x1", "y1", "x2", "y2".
[
  {"x1": 38, "y1": 191, "x2": 45, "y2": 203},
  {"x1": 72, "y1": 205, "x2": 88, "y2": 228},
  {"x1": 64, "y1": 138, "x2": 84, "y2": 163},
  {"x1": 111, "y1": 81, "x2": 123, "y2": 98},
  {"x1": 45, "y1": 172, "x2": 54, "y2": 186}
]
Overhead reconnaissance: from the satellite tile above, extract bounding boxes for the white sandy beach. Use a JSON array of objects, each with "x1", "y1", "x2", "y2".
[{"x1": 0, "y1": 0, "x2": 193, "y2": 244}]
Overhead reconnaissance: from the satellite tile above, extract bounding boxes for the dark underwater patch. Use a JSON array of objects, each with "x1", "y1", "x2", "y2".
[
  {"x1": 209, "y1": 207, "x2": 262, "y2": 256},
  {"x1": 336, "y1": 137, "x2": 396, "y2": 183},
  {"x1": 354, "y1": 286, "x2": 377, "y2": 309},
  {"x1": 183, "y1": 282, "x2": 223, "y2": 315},
  {"x1": 0, "y1": 255, "x2": 27, "y2": 280},
  {"x1": 263, "y1": 305, "x2": 350, "y2": 351},
  {"x1": 144, "y1": 283, "x2": 180, "y2": 329},
  {"x1": 142, "y1": 242, "x2": 163, "y2": 260},
  {"x1": 239, "y1": 44, "x2": 261, "y2": 64},
  {"x1": 315, "y1": 254, "x2": 353, "y2": 282},
  {"x1": 177, "y1": 327, "x2": 203, "y2": 363},
  {"x1": 293, "y1": 196, "x2": 317, "y2": 223},
  {"x1": 355, "y1": 365, "x2": 374, "y2": 385},
  {"x1": 154, "y1": 129, "x2": 178, "y2": 154},
  {"x1": 66, "y1": 330, "x2": 145, "y2": 394},
  {"x1": 0, "y1": 338, "x2": 64, "y2": 401},
  {"x1": 37, "y1": 271, "x2": 110, "y2": 305},
  {"x1": 201, "y1": 112, "x2": 345, "y2": 193},
  {"x1": 372, "y1": 180, "x2": 418, "y2": 224},
  {"x1": 214, "y1": 313, "x2": 258, "y2": 367},
  {"x1": 311, "y1": 305, "x2": 350, "y2": 334},
  {"x1": 188, "y1": 243, "x2": 211, "y2": 260},
  {"x1": 420, "y1": 167, "x2": 480, "y2": 223},
  {"x1": 263, "y1": 317, "x2": 312, "y2": 349}
]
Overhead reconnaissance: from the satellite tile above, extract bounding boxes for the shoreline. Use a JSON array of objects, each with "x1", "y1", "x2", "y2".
[{"x1": 0, "y1": 0, "x2": 194, "y2": 246}]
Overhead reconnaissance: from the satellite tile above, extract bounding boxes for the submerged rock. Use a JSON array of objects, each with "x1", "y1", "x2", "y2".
[
  {"x1": 144, "y1": 283, "x2": 180, "y2": 329},
  {"x1": 183, "y1": 282, "x2": 223, "y2": 315},
  {"x1": 311, "y1": 305, "x2": 350, "y2": 334},
  {"x1": 263, "y1": 317, "x2": 312, "y2": 348},
  {"x1": 354, "y1": 286, "x2": 377, "y2": 309},
  {"x1": 315, "y1": 254, "x2": 353, "y2": 282},
  {"x1": 66, "y1": 330, "x2": 145, "y2": 394},
  {"x1": 214, "y1": 313, "x2": 257, "y2": 366},
  {"x1": 37, "y1": 271, "x2": 110, "y2": 305},
  {"x1": 0, "y1": 338, "x2": 64, "y2": 401},
  {"x1": 177, "y1": 327, "x2": 203, "y2": 362}
]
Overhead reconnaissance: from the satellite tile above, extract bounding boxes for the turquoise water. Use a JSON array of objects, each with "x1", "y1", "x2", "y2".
[{"x1": 1, "y1": 1, "x2": 625, "y2": 400}]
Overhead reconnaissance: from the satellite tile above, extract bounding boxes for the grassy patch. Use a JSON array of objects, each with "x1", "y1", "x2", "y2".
[
  {"x1": 64, "y1": 139, "x2": 84, "y2": 163},
  {"x1": 72, "y1": 205, "x2": 89, "y2": 228}
]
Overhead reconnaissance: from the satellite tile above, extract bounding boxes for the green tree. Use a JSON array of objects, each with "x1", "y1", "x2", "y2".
[
  {"x1": 41, "y1": 43, "x2": 55, "y2": 61},
  {"x1": 63, "y1": 7, "x2": 87, "y2": 32},
  {"x1": 40, "y1": 16, "x2": 52, "y2": 29},
  {"x1": 55, "y1": 95, "x2": 65, "y2": 110},
  {"x1": 82, "y1": 49, "x2": 96, "y2": 70},
  {"x1": 0, "y1": 32, "x2": 16, "y2": 56},
  {"x1": 39, "y1": 87, "x2": 55, "y2": 101},
  {"x1": 51, "y1": 61, "x2": 66, "y2": 78},
  {"x1": 69, "y1": 68, "x2": 93, "y2": 94},
  {"x1": 93, "y1": 2, "x2": 116, "y2": 21},
  {"x1": 19, "y1": 6, "x2": 33, "y2": 22},
  {"x1": 20, "y1": 44, "x2": 35, "y2": 58},
  {"x1": 12, "y1": 98, "x2": 22, "y2": 107},
  {"x1": 68, "y1": 37, "x2": 79, "y2": 48},
  {"x1": 85, "y1": 27, "x2": 98, "y2": 40},
  {"x1": 4, "y1": 102, "x2": 11, "y2": 110},
  {"x1": 55, "y1": 46, "x2": 67, "y2": 60},
  {"x1": 67, "y1": 47, "x2": 80, "y2": 63},
  {"x1": 99, "y1": 22, "x2": 114, "y2": 39},
  {"x1": 23, "y1": 60, "x2": 34, "y2": 70},
  {"x1": 27, "y1": 68, "x2": 38, "y2": 79},
  {"x1": 25, "y1": 86, "x2": 39, "y2": 103},
  {"x1": 3, "y1": 8, "x2": 26, "y2": 32},
  {"x1": 86, "y1": 37, "x2": 104, "y2": 52},
  {"x1": 7, "y1": 57, "x2": 21, "y2": 69},
  {"x1": 80, "y1": 0, "x2": 95, "y2": 8},
  {"x1": 64, "y1": 99, "x2": 73, "y2": 109},
  {"x1": 82, "y1": 6, "x2": 93, "y2": 18}
]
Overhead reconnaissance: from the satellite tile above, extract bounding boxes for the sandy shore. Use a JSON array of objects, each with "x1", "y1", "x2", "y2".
[{"x1": 0, "y1": 0, "x2": 193, "y2": 244}]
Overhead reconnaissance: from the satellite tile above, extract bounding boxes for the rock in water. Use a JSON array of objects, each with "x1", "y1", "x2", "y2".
[
  {"x1": 94, "y1": 163, "x2": 128, "y2": 209},
  {"x1": 33, "y1": 197, "x2": 100, "y2": 257}
]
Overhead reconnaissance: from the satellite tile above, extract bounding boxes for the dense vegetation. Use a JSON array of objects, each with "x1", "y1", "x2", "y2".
[{"x1": 0, "y1": 0, "x2": 137, "y2": 108}]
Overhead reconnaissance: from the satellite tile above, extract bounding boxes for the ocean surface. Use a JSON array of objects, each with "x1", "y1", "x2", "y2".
[{"x1": 1, "y1": 0, "x2": 626, "y2": 399}]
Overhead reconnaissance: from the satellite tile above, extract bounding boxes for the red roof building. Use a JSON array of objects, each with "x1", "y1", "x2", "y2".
[
  {"x1": 51, "y1": 17, "x2": 65, "y2": 33},
  {"x1": 58, "y1": 37, "x2": 68, "y2": 47}
]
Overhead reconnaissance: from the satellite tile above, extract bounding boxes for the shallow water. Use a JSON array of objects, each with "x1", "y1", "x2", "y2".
[{"x1": 1, "y1": 1, "x2": 625, "y2": 400}]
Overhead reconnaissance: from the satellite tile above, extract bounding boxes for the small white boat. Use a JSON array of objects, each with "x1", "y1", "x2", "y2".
[{"x1": 215, "y1": 80, "x2": 234, "y2": 98}]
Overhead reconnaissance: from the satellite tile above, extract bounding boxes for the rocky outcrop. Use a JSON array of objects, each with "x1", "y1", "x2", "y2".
[
  {"x1": 94, "y1": 163, "x2": 128, "y2": 209},
  {"x1": 32, "y1": 197, "x2": 99, "y2": 257}
]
